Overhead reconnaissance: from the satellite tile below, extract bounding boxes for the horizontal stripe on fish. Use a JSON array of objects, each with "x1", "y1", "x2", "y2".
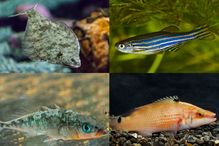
[
  {"x1": 132, "y1": 31, "x2": 211, "y2": 51},
  {"x1": 132, "y1": 26, "x2": 209, "y2": 46},
  {"x1": 132, "y1": 29, "x2": 208, "y2": 46}
]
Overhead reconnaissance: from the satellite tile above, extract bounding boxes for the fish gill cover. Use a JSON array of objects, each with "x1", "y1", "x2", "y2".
[{"x1": 110, "y1": 0, "x2": 219, "y2": 73}]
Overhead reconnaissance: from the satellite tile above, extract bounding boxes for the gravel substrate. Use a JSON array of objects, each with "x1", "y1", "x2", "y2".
[{"x1": 110, "y1": 121, "x2": 219, "y2": 146}]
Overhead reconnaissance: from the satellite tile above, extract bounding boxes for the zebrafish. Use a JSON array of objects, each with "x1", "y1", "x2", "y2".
[
  {"x1": 110, "y1": 96, "x2": 216, "y2": 136},
  {"x1": 0, "y1": 106, "x2": 106, "y2": 143},
  {"x1": 115, "y1": 25, "x2": 214, "y2": 54}
]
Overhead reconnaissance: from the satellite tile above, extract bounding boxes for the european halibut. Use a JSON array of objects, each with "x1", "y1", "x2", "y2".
[{"x1": 110, "y1": 96, "x2": 216, "y2": 136}]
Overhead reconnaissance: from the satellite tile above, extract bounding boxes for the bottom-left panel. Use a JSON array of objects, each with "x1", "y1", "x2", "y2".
[{"x1": 0, "y1": 74, "x2": 109, "y2": 146}]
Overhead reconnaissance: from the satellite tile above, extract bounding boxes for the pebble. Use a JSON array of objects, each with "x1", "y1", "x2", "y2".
[{"x1": 110, "y1": 121, "x2": 218, "y2": 146}]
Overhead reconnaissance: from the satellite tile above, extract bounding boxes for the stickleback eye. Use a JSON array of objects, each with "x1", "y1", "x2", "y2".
[
  {"x1": 82, "y1": 123, "x2": 93, "y2": 133},
  {"x1": 118, "y1": 44, "x2": 125, "y2": 49}
]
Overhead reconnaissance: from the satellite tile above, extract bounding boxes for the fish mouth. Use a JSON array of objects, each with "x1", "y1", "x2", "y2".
[
  {"x1": 96, "y1": 129, "x2": 108, "y2": 136},
  {"x1": 207, "y1": 112, "x2": 217, "y2": 122}
]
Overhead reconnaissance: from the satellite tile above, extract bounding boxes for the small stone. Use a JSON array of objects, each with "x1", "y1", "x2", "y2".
[
  {"x1": 196, "y1": 138, "x2": 204, "y2": 144},
  {"x1": 187, "y1": 135, "x2": 196, "y2": 143},
  {"x1": 203, "y1": 135, "x2": 210, "y2": 142}
]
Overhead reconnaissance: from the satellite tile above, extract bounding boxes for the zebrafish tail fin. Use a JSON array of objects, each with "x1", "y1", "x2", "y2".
[
  {"x1": 8, "y1": 3, "x2": 38, "y2": 18},
  {"x1": 192, "y1": 25, "x2": 215, "y2": 40}
]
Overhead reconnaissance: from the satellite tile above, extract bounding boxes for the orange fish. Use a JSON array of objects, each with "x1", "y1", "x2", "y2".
[{"x1": 110, "y1": 96, "x2": 216, "y2": 136}]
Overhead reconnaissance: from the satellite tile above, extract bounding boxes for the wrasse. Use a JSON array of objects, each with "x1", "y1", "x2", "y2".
[
  {"x1": 110, "y1": 96, "x2": 216, "y2": 136},
  {"x1": 0, "y1": 106, "x2": 106, "y2": 143},
  {"x1": 115, "y1": 25, "x2": 214, "y2": 54}
]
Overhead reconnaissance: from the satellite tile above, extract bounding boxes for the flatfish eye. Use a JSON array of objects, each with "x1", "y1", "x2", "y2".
[
  {"x1": 118, "y1": 44, "x2": 125, "y2": 49},
  {"x1": 82, "y1": 123, "x2": 93, "y2": 133}
]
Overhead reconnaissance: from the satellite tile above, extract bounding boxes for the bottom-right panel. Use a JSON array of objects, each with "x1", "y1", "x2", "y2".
[{"x1": 110, "y1": 74, "x2": 219, "y2": 146}]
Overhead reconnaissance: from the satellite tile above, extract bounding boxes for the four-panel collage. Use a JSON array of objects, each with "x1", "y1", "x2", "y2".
[{"x1": 0, "y1": 0, "x2": 218, "y2": 146}]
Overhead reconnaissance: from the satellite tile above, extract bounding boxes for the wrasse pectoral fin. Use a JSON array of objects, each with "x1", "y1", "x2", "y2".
[{"x1": 161, "y1": 25, "x2": 180, "y2": 33}]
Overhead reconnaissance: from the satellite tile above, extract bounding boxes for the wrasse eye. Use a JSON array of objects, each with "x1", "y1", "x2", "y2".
[
  {"x1": 82, "y1": 123, "x2": 93, "y2": 133},
  {"x1": 196, "y1": 112, "x2": 203, "y2": 117}
]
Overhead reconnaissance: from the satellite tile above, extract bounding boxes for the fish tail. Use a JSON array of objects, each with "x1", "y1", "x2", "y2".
[{"x1": 192, "y1": 25, "x2": 215, "y2": 40}]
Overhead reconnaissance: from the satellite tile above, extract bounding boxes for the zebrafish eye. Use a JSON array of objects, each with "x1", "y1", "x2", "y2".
[
  {"x1": 82, "y1": 123, "x2": 93, "y2": 133},
  {"x1": 118, "y1": 44, "x2": 125, "y2": 49}
]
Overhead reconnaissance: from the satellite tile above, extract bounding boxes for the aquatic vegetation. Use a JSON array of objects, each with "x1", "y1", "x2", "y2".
[{"x1": 110, "y1": 0, "x2": 219, "y2": 73}]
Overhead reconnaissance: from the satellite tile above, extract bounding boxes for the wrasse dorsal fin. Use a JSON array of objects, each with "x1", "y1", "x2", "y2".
[
  {"x1": 154, "y1": 96, "x2": 180, "y2": 103},
  {"x1": 161, "y1": 25, "x2": 179, "y2": 33}
]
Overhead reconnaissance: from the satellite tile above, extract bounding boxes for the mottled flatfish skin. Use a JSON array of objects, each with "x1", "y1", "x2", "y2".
[{"x1": 22, "y1": 7, "x2": 81, "y2": 68}]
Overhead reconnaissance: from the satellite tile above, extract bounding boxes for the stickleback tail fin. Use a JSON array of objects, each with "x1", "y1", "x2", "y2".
[{"x1": 192, "y1": 25, "x2": 215, "y2": 40}]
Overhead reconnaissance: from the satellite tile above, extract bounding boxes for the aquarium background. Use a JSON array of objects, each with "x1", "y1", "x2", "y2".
[
  {"x1": 0, "y1": 0, "x2": 109, "y2": 73},
  {"x1": 110, "y1": 0, "x2": 219, "y2": 73},
  {"x1": 110, "y1": 74, "x2": 219, "y2": 119},
  {"x1": 0, "y1": 74, "x2": 109, "y2": 146}
]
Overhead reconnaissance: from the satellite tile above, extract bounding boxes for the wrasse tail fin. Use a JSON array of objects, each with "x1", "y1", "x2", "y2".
[{"x1": 192, "y1": 25, "x2": 215, "y2": 40}]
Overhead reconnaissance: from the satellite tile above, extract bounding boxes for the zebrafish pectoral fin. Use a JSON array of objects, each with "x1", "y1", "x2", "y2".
[
  {"x1": 132, "y1": 48, "x2": 146, "y2": 52},
  {"x1": 161, "y1": 25, "x2": 180, "y2": 33},
  {"x1": 166, "y1": 44, "x2": 183, "y2": 52}
]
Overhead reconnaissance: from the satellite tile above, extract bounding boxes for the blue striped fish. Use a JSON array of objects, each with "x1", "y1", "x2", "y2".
[{"x1": 115, "y1": 25, "x2": 214, "y2": 54}]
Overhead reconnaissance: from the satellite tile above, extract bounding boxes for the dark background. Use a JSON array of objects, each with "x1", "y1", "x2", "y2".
[{"x1": 110, "y1": 74, "x2": 219, "y2": 119}]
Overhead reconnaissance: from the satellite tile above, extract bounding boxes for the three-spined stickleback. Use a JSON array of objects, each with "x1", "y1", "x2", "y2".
[{"x1": 0, "y1": 106, "x2": 106, "y2": 142}]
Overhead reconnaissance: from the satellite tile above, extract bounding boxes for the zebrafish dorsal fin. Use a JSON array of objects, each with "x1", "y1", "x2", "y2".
[
  {"x1": 161, "y1": 25, "x2": 179, "y2": 33},
  {"x1": 154, "y1": 96, "x2": 180, "y2": 103}
]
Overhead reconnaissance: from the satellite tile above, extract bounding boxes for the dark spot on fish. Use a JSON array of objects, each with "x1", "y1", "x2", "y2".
[
  {"x1": 57, "y1": 52, "x2": 63, "y2": 58},
  {"x1": 11, "y1": 121, "x2": 17, "y2": 126},
  {"x1": 41, "y1": 113, "x2": 47, "y2": 118},
  {"x1": 117, "y1": 117, "x2": 122, "y2": 123}
]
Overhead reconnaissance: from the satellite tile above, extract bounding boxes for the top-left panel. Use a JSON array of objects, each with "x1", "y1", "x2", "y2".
[{"x1": 0, "y1": 0, "x2": 109, "y2": 73}]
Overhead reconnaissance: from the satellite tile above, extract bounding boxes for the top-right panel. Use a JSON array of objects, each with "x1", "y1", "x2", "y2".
[{"x1": 110, "y1": 0, "x2": 219, "y2": 73}]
